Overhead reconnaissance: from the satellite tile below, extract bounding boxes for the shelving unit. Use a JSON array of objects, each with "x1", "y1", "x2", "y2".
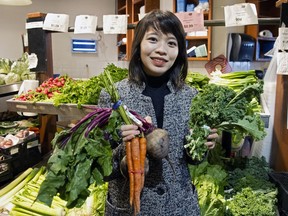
[
  {"x1": 116, "y1": 0, "x2": 160, "y2": 60},
  {"x1": 245, "y1": 0, "x2": 280, "y2": 61},
  {"x1": 173, "y1": 0, "x2": 213, "y2": 61}
]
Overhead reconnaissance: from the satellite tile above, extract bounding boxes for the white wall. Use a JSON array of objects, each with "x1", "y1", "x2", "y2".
[
  {"x1": 0, "y1": 0, "x2": 270, "y2": 78},
  {"x1": 0, "y1": 0, "x2": 119, "y2": 78}
]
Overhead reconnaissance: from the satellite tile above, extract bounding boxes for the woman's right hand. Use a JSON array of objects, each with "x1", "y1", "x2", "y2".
[
  {"x1": 119, "y1": 124, "x2": 140, "y2": 142},
  {"x1": 119, "y1": 116, "x2": 152, "y2": 142}
]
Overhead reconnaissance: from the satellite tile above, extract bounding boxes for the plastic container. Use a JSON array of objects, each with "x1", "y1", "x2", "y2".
[{"x1": 269, "y1": 172, "x2": 288, "y2": 215}]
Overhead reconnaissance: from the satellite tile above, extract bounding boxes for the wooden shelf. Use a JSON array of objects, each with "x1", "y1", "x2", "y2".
[
  {"x1": 116, "y1": 0, "x2": 160, "y2": 61},
  {"x1": 173, "y1": 0, "x2": 213, "y2": 61},
  {"x1": 6, "y1": 99, "x2": 97, "y2": 117}
]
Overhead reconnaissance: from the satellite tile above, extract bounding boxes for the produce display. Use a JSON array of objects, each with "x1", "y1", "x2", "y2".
[
  {"x1": 0, "y1": 167, "x2": 108, "y2": 215},
  {"x1": 33, "y1": 68, "x2": 156, "y2": 216},
  {"x1": 189, "y1": 156, "x2": 278, "y2": 216},
  {"x1": 1, "y1": 67, "x2": 275, "y2": 215},
  {"x1": 14, "y1": 63, "x2": 128, "y2": 107},
  {"x1": 0, "y1": 53, "x2": 36, "y2": 85},
  {"x1": 184, "y1": 70, "x2": 266, "y2": 161}
]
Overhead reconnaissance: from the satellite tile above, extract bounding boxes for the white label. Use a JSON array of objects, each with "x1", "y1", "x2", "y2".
[
  {"x1": 25, "y1": 21, "x2": 43, "y2": 29},
  {"x1": 28, "y1": 53, "x2": 38, "y2": 69},
  {"x1": 74, "y1": 15, "x2": 98, "y2": 34},
  {"x1": 43, "y1": 13, "x2": 69, "y2": 32},
  {"x1": 103, "y1": 15, "x2": 127, "y2": 34},
  {"x1": 224, "y1": 3, "x2": 258, "y2": 27}
]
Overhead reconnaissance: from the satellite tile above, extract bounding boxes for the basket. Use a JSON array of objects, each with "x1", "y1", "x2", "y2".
[{"x1": 269, "y1": 172, "x2": 288, "y2": 215}]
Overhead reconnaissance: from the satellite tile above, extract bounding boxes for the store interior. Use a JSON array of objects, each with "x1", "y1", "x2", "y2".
[{"x1": 0, "y1": 0, "x2": 288, "y2": 215}]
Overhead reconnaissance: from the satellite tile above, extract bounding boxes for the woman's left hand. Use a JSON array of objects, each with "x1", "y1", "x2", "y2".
[{"x1": 205, "y1": 128, "x2": 218, "y2": 149}]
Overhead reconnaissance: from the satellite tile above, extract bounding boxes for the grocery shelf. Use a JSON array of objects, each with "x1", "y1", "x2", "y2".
[{"x1": 6, "y1": 99, "x2": 97, "y2": 117}]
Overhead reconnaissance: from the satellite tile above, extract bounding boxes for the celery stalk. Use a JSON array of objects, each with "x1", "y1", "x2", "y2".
[
  {"x1": 0, "y1": 167, "x2": 33, "y2": 197},
  {"x1": 11, "y1": 200, "x2": 65, "y2": 216},
  {"x1": 0, "y1": 168, "x2": 39, "y2": 207},
  {"x1": 10, "y1": 206, "x2": 44, "y2": 216}
]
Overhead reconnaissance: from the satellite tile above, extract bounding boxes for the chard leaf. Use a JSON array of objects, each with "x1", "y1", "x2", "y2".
[
  {"x1": 36, "y1": 170, "x2": 66, "y2": 207},
  {"x1": 91, "y1": 167, "x2": 105, "y2": 185},
  {"x1": 219, "y1": 115, "x2": 266, "y2": 141},
  {"x1": 66, "y1": 159, "x2": 92, "y2": 208}
]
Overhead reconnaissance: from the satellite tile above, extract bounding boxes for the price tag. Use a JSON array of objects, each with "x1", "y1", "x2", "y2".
[
  {"x1": 43, "y1": 13, "x2": 69, "y2": 32},
  {"x1": 103, "y1": 15, "x2": 127, "y2": 34},
  {"x1": 28, "y1": 53, "x2": 38, "y2": 69},
  {"x1": 175, "y1": 11, "x2": 205, "y2": 33},
  {"x1": 74, "y1": 15, "x2": 98, "y2": 34},
  {"x1": 224, "y1": 3, "x2": 258, "y2": 27}
]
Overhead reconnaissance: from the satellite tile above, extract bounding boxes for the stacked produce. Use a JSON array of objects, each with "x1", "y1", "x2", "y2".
[
  {"x1": 184, "y1": 70, "x2": 266, "y2": 161},
  {"x1": 14, "y1": 63, "x2": 128, "y2": 107},
  {"x1": 0, "y1": 53, "x2": 35, "y2": 85},
  {"x1": 0, "y1": 167, "x2": 108, "y2": 215},
  {"x1": 189, "y1": 156, "x2": 278, "y2": 216}
]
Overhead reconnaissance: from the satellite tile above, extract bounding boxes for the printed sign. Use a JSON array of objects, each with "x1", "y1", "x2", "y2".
[{"x1": 224, "y1": 3, "x2": 258, "y2": 27}]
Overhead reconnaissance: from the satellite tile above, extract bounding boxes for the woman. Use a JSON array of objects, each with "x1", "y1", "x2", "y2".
[{"x1": 98, "y1": 9, "x2": 217, "y2": 216}]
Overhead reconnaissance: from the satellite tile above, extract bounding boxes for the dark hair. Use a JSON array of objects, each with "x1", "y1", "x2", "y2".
[{"x1": 128, "y1": 9, "x2": 188, "y2": 90}]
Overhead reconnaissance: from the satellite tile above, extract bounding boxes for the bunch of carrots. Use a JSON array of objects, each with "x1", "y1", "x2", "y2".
[
  {"x1": 126, "y1": 135, "x2": 147, "y2": 215},
  {"x1": 102, "y1": 68, "x2": 152, "y2": 215}
]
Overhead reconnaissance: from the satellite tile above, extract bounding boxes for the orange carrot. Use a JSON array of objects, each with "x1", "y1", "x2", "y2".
[
  {"x1": 131, "y1": 136, "x2": 141, "y2": 215},
  {"x1": 139, "y1": 136, "x2": 147, "y2": 190},
  {"x1": 126, "y1": 141, "x2": 134, "y2": 206}
]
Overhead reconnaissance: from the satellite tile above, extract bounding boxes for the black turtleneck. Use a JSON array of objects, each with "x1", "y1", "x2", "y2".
[{"x1": 142, "y1": 73, "x2": 171, "y2": 128}]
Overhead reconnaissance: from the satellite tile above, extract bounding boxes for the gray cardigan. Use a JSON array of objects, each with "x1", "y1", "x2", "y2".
[{"x1": 98, "y1": 78, "x2": 200, "y2": 216}]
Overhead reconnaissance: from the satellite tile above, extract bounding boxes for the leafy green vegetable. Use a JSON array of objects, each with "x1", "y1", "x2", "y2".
[
  {"x1": 185, "y1": 71, "x2": 210, "y2": 91},
  {"x1": 0, "y1": 58, "x2": 12, "y2": 74},
  {"x1": 4, "y1": 72, "x2": 20, "y2": 84},
  {"x1": 226, "y1": 187, "x2": 277, "y2": 216},
  {"x1": 36, "y1": 109, "x2": 122, "y2": 208},
  {"x1": 189, "y1": 161, "x2": 227, "y2": 216},
  {"x1": 185, "y1": 82, "x2": 266, "y2": 161},
  {"x1": 52, "y1": 63, "x2": 128, "y2": 107}
]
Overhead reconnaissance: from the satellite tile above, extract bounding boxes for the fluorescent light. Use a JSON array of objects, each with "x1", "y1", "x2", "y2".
[{"x1": 0, "y1": 0, "x2": 32, "y2": 6}]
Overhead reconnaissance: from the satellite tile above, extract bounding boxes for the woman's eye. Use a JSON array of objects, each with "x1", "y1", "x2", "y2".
[
  {"x1": 147, "y1": 37, "x2": 157, "y2": 42},
  {"x1": 168, "y1": 41, "x2": 177, "y2": 47}
]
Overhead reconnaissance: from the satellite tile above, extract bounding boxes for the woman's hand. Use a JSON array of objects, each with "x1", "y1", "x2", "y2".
[
  {"x1": 205, "y1": 128, "x2": 218, "y2": 149},
  {"x1": 119, "y1": 124, "x2": 140, "y2": 142},
  {"x1": 119, "y1": 116, "x2": 152, "y2": 142}
]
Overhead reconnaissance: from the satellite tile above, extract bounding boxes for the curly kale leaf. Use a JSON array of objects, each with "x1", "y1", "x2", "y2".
[{"x1": 185, "y1": 83, "x2": 266, "y2": 161}]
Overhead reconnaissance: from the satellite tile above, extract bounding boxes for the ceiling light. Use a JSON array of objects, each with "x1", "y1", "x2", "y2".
[{"x1": 0, "y1": 0, "x2": 32, "y2": 6}]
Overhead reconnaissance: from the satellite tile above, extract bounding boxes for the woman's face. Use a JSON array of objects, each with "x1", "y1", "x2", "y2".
[{"x1": 140, "y1": 27, "x2": 179, "y2": 77}]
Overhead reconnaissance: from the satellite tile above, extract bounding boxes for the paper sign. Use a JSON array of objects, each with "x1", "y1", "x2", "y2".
[
  {"x1": 74, "y1": 15, "x2": 98, "y2": 34},
  {"x1": 25, "y1": 21, "x2": 43, "y2": 29},
  {"x1": 28, "y1": 53, "x2": 38, "y2": 69},
  {"x1": 103, "y1": 15, "x2": 127, "y2": 34},
  {"x1": 277, "y1": 52, "x2": 288, "y2": 75},
  {"x1": 43, "y1": 13, "x2": 69, "y2": 32},
  {"x1": 224, "y1": 3, "x2": 258, "y2": 27},
  {"x1": 175, "y1": 11, "x2": 205, "y2": 33},
  {"x1": 277, "y1": 27, "x2": 288, "y2": 75},
  {"x1": 279, "y1": 27, "x2": 288, "y2": 50}
]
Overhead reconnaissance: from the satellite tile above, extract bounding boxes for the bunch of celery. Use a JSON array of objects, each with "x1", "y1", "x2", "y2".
[
  {"x1": 209, "y1": 70, "x2": 259, "y2": 93},
  {"x1": 0, "y1": 166, "x2": 108, "y2": 216},
  {"x1": 0, "y1": 167, "x2": 68, "y2": 216}
]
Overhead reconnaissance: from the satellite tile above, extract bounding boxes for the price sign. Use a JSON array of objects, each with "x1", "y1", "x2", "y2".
[
  {"x1": 224, "y1": 3, "x2": 258, "y2": 27},
  {"x1": 74, "y1": 15, "x2": 98, "y2": 34},
  {"x1": 175, "y1": 11, "x2": 205, "y2": 33},
  {"x1": 43, "y1": 13, "x2": 69, "y2": 32}
]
